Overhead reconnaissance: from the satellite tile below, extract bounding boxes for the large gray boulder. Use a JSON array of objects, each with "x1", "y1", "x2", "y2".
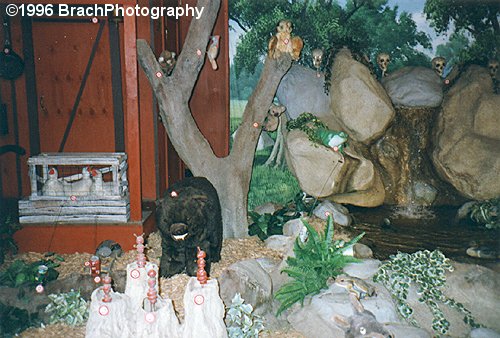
[
  {"x1": 329, "y1": 48, "x2": 395, "y2": 144},
  {"x1": 218, "y1": 259, "x2": 273, "y2": 316},
  {"x1": 382, "y1": 66, "x2": 444, "y2": 107},
  {"x1": 432, "y1": 66, "x2": 500, "y2": 199},
  {"x1": 276, "y1": 64, "x2": 331, "y2": 120},
  {"x1": 285, "y1": 130, "x2": 385, "y2": 207}
]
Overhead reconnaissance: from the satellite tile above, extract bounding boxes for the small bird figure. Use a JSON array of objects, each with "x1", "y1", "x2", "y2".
[
  {"x1": 207, "y1": 35, "x2": 220, "y2": 71},
  {"x1": 42, "y1": 167, "x2": 64, "y2": 196},
  {"x1": 66, "y1": 166, "x2": 93, "y2": 196}
]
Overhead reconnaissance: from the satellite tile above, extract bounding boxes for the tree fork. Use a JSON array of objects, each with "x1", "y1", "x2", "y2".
[{"x1": 137, "y1": 0, "x2": 292, "y2": 237}]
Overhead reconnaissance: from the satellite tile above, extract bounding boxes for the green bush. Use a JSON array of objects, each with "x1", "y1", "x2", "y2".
[
  {"x1": 275, "y1": 216, "x2": 364, "y2": 315},
  {"x1": 469, "y1": 198, "x2": 499, "y2": 230},
  {"x1": 373, "y1": 250, "x2": 480, "y2": 336},
  {"x1": 0, "y1": 257, "x2": 61, "y2": 288}
]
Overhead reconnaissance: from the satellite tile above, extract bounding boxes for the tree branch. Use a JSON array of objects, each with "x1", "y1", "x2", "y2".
[
  {"x1": 171, "y1": 0, "x2": 222, "y2": 101},
  {"x1": 231, "y1": 55, "x2": 292, "y2": 169},
  {"x1": 229, "y1": 14, "x2": 249, "y2": 33},
  {"x1": 137, "y1": 40, "x2": 216, "y2": 173}
]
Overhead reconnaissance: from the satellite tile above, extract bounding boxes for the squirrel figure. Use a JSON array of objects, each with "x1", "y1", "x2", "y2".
[{"x1": 268, "y1": 20, "x2": 303, "y2": 61}]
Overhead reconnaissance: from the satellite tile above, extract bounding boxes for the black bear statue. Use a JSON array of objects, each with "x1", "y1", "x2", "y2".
[{"x1": 156, "y1": 176, "x2": 223, "y2": 277}]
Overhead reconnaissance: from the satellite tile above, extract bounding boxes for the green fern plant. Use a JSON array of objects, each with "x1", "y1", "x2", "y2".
[{"x1": 275, "y1": 215, "x2": 364, "y2": 315}]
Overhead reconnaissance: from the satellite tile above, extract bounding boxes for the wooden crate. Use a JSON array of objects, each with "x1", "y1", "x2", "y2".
[{"x1": 19, "y1": 153, "x2": 130, "y2": 224}]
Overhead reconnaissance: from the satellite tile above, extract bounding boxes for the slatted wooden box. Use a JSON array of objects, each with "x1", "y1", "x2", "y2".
[{"x1": 18, "y1": 153, "x2": 130, "y2": 223}]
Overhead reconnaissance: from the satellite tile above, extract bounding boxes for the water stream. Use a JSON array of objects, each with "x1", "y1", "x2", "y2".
[{"x1": 349, "y1": 206, "x2": 499, "y2": 268}]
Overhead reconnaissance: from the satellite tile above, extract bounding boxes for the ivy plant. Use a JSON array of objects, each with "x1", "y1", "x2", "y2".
[
  {"x1": 45, "y1": 289, "x2": 89, "y2": 326},
  {"x1": 286, "y1": 113, "x2": 329, "y2": 145},
  {"x1": 275, "y1": 215, "x2": 364, "y2": 315},
  {"x1": 226, "y1": 293, "x2": 264, "y2": 338},
  {"x1": 373, "y1": 250, "x2": 480, "y2": 336}
]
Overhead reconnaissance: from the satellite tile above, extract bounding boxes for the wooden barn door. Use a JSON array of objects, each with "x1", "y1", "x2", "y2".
[{"x1": 31, "y1": 18, "x2": 123, "y2": 153}]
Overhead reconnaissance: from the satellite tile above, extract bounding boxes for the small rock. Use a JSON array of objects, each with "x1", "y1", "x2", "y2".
[
  {"x1": 469, "y1": 328, "x2": 500, "y2": 338},
  {"x1": 353, "y1": 243, "x2": 373, "y2": 259},
  {"x1": 343, "y1": 259, "x2": 381, "y2": 279},
  {"x1": 253, "y1": 202, "x2": 282, "y2": 215},
  {"x1": 283, "y1": 218, "x2": 305, "y2": 238},
  {"x1": 313, "y1": 200, "x2": 352, "y2": 226},
  {"x1": 412, "y1": 181, "x2": 438, "y2": 206},
  {"x1": 456, "y1": 201, "x2": 477, "y2": 221},
  {"x1": 265, "y1": 235, "x2": 295, "y2": 255}
]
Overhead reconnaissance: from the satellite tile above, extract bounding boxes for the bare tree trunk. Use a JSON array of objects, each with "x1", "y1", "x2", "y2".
[{"x1": 136, "y1": 0, "x2": 292, "y2": 238}]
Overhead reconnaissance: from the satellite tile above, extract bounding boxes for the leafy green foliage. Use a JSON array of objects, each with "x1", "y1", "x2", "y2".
[
  {"x1": 0, "y1": 215, "x2": 20, "y2": 265},
  {"x1": 0, "y1": 257, "x2": 61, "y2": 288},
  {"x1": 275, "y1": 216, "x2": 364, "y2": 315},
  {"x1": 424, "y1": 0, "x2": 500, "y2": 64},
  {"x1": 248, "y1": 209, "x2": 297, "y2": 241},
  {"x1": 45, "y1": 289, "x2": 88, "y2": 326},
  {"x1": 248, "y1": 192, "x2": 315, "y2": 240},
  {"x1": 373, "y1": 250, "x2": 480, "y2": 336},
  {"x1": 226, "y1": 293, "x2": 264, "y2": 338},
  {"x1": 230, "y1": 0, "x2": 431, "y2": 75},
  {"x1": 0, "y1": 302, "x2": 40, "y2": 336},
  {"x1": 286, "y1": 113, "x2": 329, "y2": 144},
  {"x1": 469, "y1": 198, "x2": 499, "y2": 230}
]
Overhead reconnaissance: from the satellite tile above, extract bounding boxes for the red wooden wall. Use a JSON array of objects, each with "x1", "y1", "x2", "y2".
[{"x1": 0, "y1": 1, "x2": 230, "y2": 223}]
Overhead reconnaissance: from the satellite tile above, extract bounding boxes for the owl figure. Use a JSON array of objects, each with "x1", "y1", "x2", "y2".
[{"x1": 268, "y1": 20, "x2": 303, "y2": 61}]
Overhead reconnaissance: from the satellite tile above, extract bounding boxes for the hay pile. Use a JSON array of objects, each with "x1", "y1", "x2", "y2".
[{"x1": 8, "y1": 233, "x2": 304, "y2": 337}]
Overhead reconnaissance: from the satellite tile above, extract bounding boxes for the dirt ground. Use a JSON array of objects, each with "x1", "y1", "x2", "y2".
[{"x1": 7, "y1": 232, "x2": 310, "y2": 338}]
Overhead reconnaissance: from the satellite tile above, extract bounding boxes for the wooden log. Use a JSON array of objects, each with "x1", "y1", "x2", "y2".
[
  {"x1": 19, "y1": 213, "x2": 130, "y2": 224},
  {"x1": 19, "y1": 206, "x2": 129, "y2": 216}
]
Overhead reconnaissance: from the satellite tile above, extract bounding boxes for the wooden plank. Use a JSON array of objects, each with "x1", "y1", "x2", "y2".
[
  {"x1": 20, "y1": 214, "x2": 130, "y2": 224},
  {"x1": 123, "y1": 10, "x2": 142, "y2": 221},
  {"x1": 19, "y1": 206, "x2": 129, "y2": 216},
  {"x1": 19, "y1": 198, "x2": 128, "y2": 207}
]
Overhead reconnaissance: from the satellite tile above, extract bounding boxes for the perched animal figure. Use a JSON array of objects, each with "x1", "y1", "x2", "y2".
[
  {"x1": 488, "y1": 59, "x2": 498, "y2": 79},
  {"x1": 156, "y1": 177, "x2": 223, "y2": 277},
  {"x1": 268, "y1": 20, "x2": 303, "y2": 61},
  {"x1": 263, "y1": 103, "x2": 286, "y2": 132},
  {"x1": 207, "y1": 35, "x2": 220, "y2": 71},
  {"x1": 376, "y1": 53, "x2": 390, "y2": 78},
  {"x1": 65, "y1": 166, "x2": 93, "y2": 196},
  {"x1": 96, "y1": 239, "x2": 122, "y2": 259},
  {"x1": 312, "y1": 48, "x2": 324, "y2": 72},
  {"x1": 158, "y1": 50, "x2": 176, "y2": 76},
  {"x1": 333, "y1": 274, "x2": 376, "y2": 299},
  {"x1": 334, "y1": 294, "x2": 393, "y2": 338},
  {"x1": 42, "y1": 167, "x2": 64, "y2": 196},
  {"x1": 431, "y1": 56, "x2": 446, "y2": 77}
]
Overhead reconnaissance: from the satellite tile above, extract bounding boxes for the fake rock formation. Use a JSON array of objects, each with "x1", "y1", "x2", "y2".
[{"x1": 432, "y1": 66, "x2": 500, "y2": 199}]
